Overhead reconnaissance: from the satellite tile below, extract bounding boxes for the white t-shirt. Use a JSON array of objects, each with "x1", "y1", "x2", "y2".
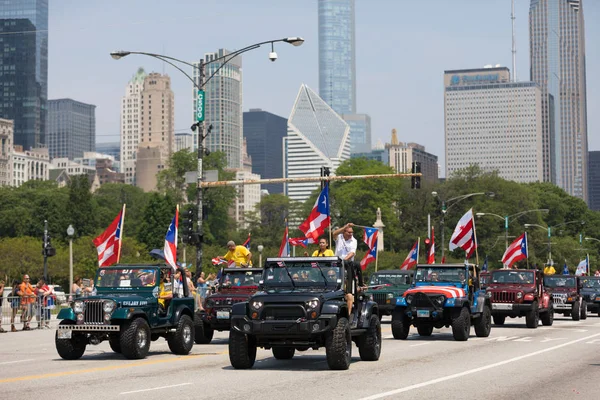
[{"x1": 335, "y1": 233, "x2": 357, "y2": 261}]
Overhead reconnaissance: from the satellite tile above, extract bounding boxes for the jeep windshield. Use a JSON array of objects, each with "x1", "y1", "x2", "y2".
[
  {"x1": 220, "y1": 270, "x2": 263, "y2": 287},
  {"x1": 414, "y1": 267, "x2": 467, "y2": 284},
  {"x1": 263, "y1": 261, "x2": 340, "y2": 288},
  {"x1": 543, "y1": 276, "x2": 576, "y2": 288},
  {"x1": 491, "y1": 270, "x2": 534, "y2": 284},
  {"x1": 580, "y1": 278, "x2": 600, "y2": 289},
  {"x1": 96, "y1": 268, "x2": 157, "y2": 288},
  {"x1": 369, "y1": 273, "x2": 411, "y2": 286}
]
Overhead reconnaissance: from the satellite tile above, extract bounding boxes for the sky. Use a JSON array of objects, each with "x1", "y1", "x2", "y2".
[{"x1": 48, "y1": 0, "x2": 600, "y2": 175}]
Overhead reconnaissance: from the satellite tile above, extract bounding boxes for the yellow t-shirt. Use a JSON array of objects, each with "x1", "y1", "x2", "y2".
[
  {"x1": 312, "y1": 249, "x2": 335, "y2": 257},
  {"x1": 544, "y1": 266, "x2": 556, "y2": 275},
  {"x1": 158, "y1": 282, "x2": 172, "y2": 308},
  {"x1": 223, "y1": 245, "x2": 251, "y2": 266}
]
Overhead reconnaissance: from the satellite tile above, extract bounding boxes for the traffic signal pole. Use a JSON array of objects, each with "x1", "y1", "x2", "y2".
[{"x1": 43, "y1": 219, "x2": 48, "y2": 281}]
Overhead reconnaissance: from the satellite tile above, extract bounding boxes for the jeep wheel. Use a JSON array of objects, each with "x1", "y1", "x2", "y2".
[
  {"x1": 451, "y1": 307, "x2": 470, "y2": 341},
  {"x1": 120, "y1": 317, "x2": 151, "y2": 360},
  {"x1": 55, "y1": 321, "x2": 86, "y2": 360},
  {"x1": 474, "y1": 305, "x2": 492, "y2": 337},
  {"x1": 541, "y1": 306, "x2": 554, "y2": 326},
  {"x1": 272, "y1": 347, "x2": 295, "y2": 360},
  {"x1": 416, "y1": 324, "x2": 433, "y2": 337},
  {"x1": 358, "y1": 314, "x2": 381, "y2": 361},
  {"x1": 391, "y1": 309, "x2": 410, "y2": 340},
  {"x1": 229, "y1": 330, "x2": 256, "y2": 369},
  {"x1": 109, "y1": 335, "x2": 121, "y2": 353},
  {"x1": 572, "y1": 301, "x2": 581, "y2": 321},
  {"x1": 168, "y1": 315, "x2": 194, "y2": 355},
  {"x1": 493, "y1": 315, "x2": 506, "y2": 325},
  {"x1": 580, "y1": 301, "x2": 587, "y2": 320},
  {"x1": 325, "y1": 317, "x2": 352, "y2": 370},
  {"x1": 525, "y1": 301, "x2": 539, "y2": 329},
  {"x1": 194, "y1": 321, "x2": 214, "y2": 344}
]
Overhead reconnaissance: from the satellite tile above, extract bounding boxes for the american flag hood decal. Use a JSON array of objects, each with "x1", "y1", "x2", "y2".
[{"x1": 404, "y1": 286, "x2": 466, "y2": 298}]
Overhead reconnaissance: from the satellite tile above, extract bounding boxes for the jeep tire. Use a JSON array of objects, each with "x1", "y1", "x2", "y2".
[
  {"x1": 493, "y1": 315, "x2": 506, "y2": 325},
  {"x1": 416, "y1": 324, "x2": 433, "y2": 337},
  {"x1": 272, "y1": 347, "x2": 295, "y2": 360},
  {"x1": 474, "y1": 305, "x2": 492, "y2": 337},
  {"x1": 120, "y1": 317, "x2": 151, "y2": 360},
  {"x1": 194, "y1": 314, "x2": 214, "y2": 344},
  {"x1": 541, "y1": 306, "x2": 554, "y2": 326},
  {"x1": 580, "y1": 300, "x2": 587, "y2": 320},
  {"x1": 391, "y1": 310, "x2": 410, "y2": 340},
  {"x1": 358, "y1": 314, "x2": 381, "y2": 361},
  {"x1": 525, "y1": 301, "x2": 539, "y2": 329},
  {"x1": 168, "y1": 315, "x2": 194, "y2": 355},
  {"x1": 451, "y1": 307, "x2": 471, "y2": 341},
  {"x1": 572, "y1": 301, "x2": 581, "y2": 321},
  {"x1": 325, "y1": 317, "x2": 352, "y2": 370},
  {"x1": 109, "y1": 334, "x2": 121, "y2": 353},
  {"x1": 229, "y1": 330, "x2": 257, "y2": 369},
  {"x1": 55, "y1": 321, "x2": 86, "y2": 360}
]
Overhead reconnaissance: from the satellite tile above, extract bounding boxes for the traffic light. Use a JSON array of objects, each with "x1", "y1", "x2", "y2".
[
  {"x1": 423, "y1": 237, "x2": 432, "y2": 257},
  {"x1": 181, "y1": 208, "x2": 196, "y2": 245},
  {"x1": 321, "y1": 166, "x2": 330, "y2": 190},
  {"x1": 42, "y1": 235, "x2": 56, "y2": 257},
  {"x1": 411, "y1": 161, "x2": 421, "y2": 189}
]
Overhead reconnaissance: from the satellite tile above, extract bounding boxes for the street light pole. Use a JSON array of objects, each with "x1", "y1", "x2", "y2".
[
  {"x1": 67, "y1": 225, "x2": 74, "y2": 295},
  {"x1": 525, "y1": 220, "x2": 584, "y2": 266},
  {"x1": 195, "y1": 59, "x2": 205, "y2": 276}
]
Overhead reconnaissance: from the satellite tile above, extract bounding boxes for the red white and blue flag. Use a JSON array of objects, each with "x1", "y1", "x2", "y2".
[
  {"x1": 576, "y1": 254, "x2": 589, "y2": 276},
  {"x1": 164, "y1": 205, "x2": 179, "y2": 269},
  {"x1": 93, "y1": 204, "x2": 126, "y2": 267},
  {"x1": 298, "y1": 183, "x2": 330, "y2": 241},
  {"x1": 289, "y1": 237, "x2": 316, "y2": 248},
  {"x1": 278, "y1": 220, "x2": 290, "y2": 257},
  {"x1": 359, "y1": 227, "x2": 379, "y2": 270},
  {"x1": 428, "y1": 227, "x2": 435, "y2": 264},
  {"x1": 501, "y1": 232, "x2": 528, "y2": 268},
  {"x1": 400, "y1": 239, "x2": 419, "y2": 270},
  {"x1": 212, "y1": 257, "x2": 227, "y2": 266},
  {"x1": 449, "y1": 208, "x2": 477, "y2": 258},
  {"x1": 242, "y1": 233, "x2": 251, "y2": 250}
]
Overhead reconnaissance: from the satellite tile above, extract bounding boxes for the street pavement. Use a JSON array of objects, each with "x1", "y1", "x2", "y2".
[{"x1": 1, "y1": 315, "x2": 600, "y2": 399}]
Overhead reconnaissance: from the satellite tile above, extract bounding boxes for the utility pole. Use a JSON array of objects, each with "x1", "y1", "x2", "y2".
[
  {"x1": 195, "y1": 59, "x2": 205, "y2": 275},
  {"x1": 43, "y1": 220, "x2": 48, "y2": 281}
]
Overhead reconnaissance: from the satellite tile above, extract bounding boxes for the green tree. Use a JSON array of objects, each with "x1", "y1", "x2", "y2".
[
  {"x1": 156, "y1": 149, "x2": 197, "y2": 203},
  {"x1": 137, "y1": 193, "x2": 177, "y2": 250},
  {"x1": 94, "y1": 183, "x2": 149, "y2": 239},
  {"x1": 66, "y1": 175, "x2": 96, "y2": 238}
]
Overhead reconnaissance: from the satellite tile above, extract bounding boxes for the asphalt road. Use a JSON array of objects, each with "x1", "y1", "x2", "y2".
[{"x1": 1, "y1": 315, "x2": 600, "y2": 400}]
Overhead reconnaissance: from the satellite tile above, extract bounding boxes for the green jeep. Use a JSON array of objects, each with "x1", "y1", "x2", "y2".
[
  {"x1": 365, "y1": 270, "x2": 414, "y2": 319},
  {"x1": 55, "y1": 264, "x2": 195, "y2": 360}
]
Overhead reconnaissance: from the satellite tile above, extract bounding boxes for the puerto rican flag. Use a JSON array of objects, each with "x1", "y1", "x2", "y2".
[
  {"x1": 278, "y1": 222, "x2": 290, "y2": 257},
  {"x1": 449, "y1": 208, "x2": 477, "y2": 258},
  {"x1": 400, "y1": 239, "x2": 419, "y2": 270},
  {"x1": 501, "y1": 232, "x2": 527, "y2": 268},
  {"x1": 242, "y1": 233, "x2": 251, "y2": 250},
  {"x1": 289, "y1": 237, "x2": 316, "y2": 248},
  {"x1": 359, "y1": 228, "x2": 378, "y2": 270},
  {"x1": 164, "y1": 206, "x2": 179, "y2": 269},
  {"x1": 298, "y1": 183, "x2": 330, "y2": 241},
  {"x1": 212, "y1": 257, "x2": 227, "y2": 266},
  {"x1": 93, "y1": 205, "x2": 126, "y2": 267},
  {"x1": 428, "y1": 227, "x2": 435, "y2": 264},
  {"x1": 576, "y1": 255, "x2": 589, "y2": 276}
]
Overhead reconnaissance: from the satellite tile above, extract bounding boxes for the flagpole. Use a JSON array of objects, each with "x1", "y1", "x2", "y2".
[
  {"x1": 417, "y1": 237, "x2": 421, "y2": 264},
  {"x1": 327, "y1": 182, "x2": 332, "y2": 250},
  {"x1": 525, "y1": 232, "x2": 529, "y2": 269},
  {"x1": 374, "y1": 242, "x2": 379, "y2": 272},
  {"x1": 117, "y1": 203, "x2": 126, "y2": 263},
  {"x1": 471, "y1": 209, "x2": 480, "y2": 266}
]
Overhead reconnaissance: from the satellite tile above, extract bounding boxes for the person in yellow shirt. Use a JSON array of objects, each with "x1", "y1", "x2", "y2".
[
  {"x1": 544, "y1": 264, "x2": 556, "y2": 275},
  {"x1": 220, "y1": 241, "x2": 252, "y2": 267},
  {"x1": 312, "y1": 238, "x2": 335, "y2": 257},
  {"x1": 158, "y1": 271, "x2": 173, "y2": 313}
]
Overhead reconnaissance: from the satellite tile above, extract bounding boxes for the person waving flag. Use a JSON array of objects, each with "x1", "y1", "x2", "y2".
[{"x1": 164, "y1": 205, "x2": 179, "y2": 269}]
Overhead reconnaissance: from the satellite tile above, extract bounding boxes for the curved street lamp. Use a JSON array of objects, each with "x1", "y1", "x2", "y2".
[
  {"x1": 525, "y1": 220, "x2": 585, "y2": 265},
  {"x1": 476, "y1": 209, "x2": 549, "y2": 250},
  {"x1": 111, "y1": 37, "x2": 304, "y2": 273},
  {"x1": 585, "y1": 237, "x2": 600, "y2": 244}
]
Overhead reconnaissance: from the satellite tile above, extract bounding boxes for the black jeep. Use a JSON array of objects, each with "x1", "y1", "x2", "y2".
[
  {"x1": 580, "y1": 277, "x2": 600, "y2": 317},
  {"x1": 229, "y1": 257, "x2": 381, "y2": 370}
]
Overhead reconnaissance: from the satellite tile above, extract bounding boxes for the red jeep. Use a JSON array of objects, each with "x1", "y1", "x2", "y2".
[
  {"x1": 543, "y1": 274, "x2": 587, "y2": 321},
  {"x1": 486, "y1": 269, "x2": 553, "y2": 328}
]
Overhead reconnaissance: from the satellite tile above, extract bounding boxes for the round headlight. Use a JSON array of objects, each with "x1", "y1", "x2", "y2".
[
  {"x1": 250, "y1": 301, "x2": 263, "y2": 311},
  {"x1": 516, "y1": 292, "x2": 523, "y2": 299},
  {"x1": 103, "y1": 300, "x2": 116, "y2": 313},
  {"x1": 435, "y1": 295, "x2": 446, "y2": 305},
  {"x1": 306, "y1": 300, "x2": 319, "y2": 310},
  {"x1": 386, "y1": 293, "x2": 394, "y2": 299},
  {"x1": 73, "y1": 300, "x2": 84, "y2": 314},
  {"x1": 406, "y1": 294, "x2": 414, "y2": 304}
]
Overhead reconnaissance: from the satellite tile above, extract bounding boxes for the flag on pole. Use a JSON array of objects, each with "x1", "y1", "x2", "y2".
[
  {"x1": 576, "y1": 255, "x2": 589, "y2": 276},
  {"x1": 441, "y1": 255, "x2": 446, "y2": 264},
  {"x1": 449, "y1": 208, "x2": 477, "y2": 258},
  {"x1": 242, "y1": 233, "x2": 251, "y2": 250},
  {"x1": 278, "y1": 220, "x2": 290, "y2": 257},
  {"x1": 359, "y1": 227, "x2": 379, "y2": 271},
  {"x1": 298, "y1": 183, "x2": 330, "y2": 241},
  {"x1": 289, "y1": 237, "x2": 316, "y2": 248},
  {"x1": 211, "y1": 257, "x2": 227, "y2": 266},
  {"x1": 482, "y1": 255, "x2": 488, "y2": 272},
  {"x1": 93, "y1": 205, "x2": 126, "y2": 267},
  {"x1": 501, "y1": 233, "x2": 528, "y2": 268},
  {"x1": 164, "y1": 205, "x2": 179, "y2": 269},
  {"x1": 428, "y1": 227, "x2": 435, "y2": 264},
  {"x1": 400, "y1": 239, "x2": 419, "y2": 270},
  {"x1": 562, "y1": 262, "x2": 569, "y2": 275}
]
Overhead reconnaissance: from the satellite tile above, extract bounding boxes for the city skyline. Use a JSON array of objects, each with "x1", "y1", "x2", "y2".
[{"x1": 46, "y1": 1, "x2": 600, "y2": 178}]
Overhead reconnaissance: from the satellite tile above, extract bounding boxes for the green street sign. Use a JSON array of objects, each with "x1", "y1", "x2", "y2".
[{"x1": 196, "y1": 90, "x2": 205, "y2": 122}]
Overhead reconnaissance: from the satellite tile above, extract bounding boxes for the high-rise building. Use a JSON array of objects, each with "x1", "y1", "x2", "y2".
[
  {"x1": 48, "y1": 99, "x2": 96, "y2": 160},
  {"x1": 0, "y1": 0, "x2": 49, "y2": 150},
  {"x1": 284, "y1": 84, "x2": 351, "y2": 204},
  {"x1": 193, "y1": 49, "x2": 243, "y2": 169},
  {"x1": 530, "y1": 0, "x2": 588, "y2": 201},
  {"x1": 350, "y1": 148, "x2": 389, "y2": 165},
  {"x1": 444, "y1": 67, "x2": 543, "y2": 183},
  {"x1": 343, "y1": 113, "x2": 371, "y2": 154},
  {"x1": 386, "y1": 137, "x2": 438, "y2": 184},
  {"x1": 588, "y1": 151, "x2": 600, "y2": 211},
  {"x1": 243, "y1": 109, "x2": 288, "y2": 194},
  {"x1": 174, "y1": 132, "x2": 193, "y2": 152},
  {"x1": 96, "y1": 142, "x2": 121, "y2": 162},
  {"x1": 12, "y1": 146, "x2": 49, "y2": 187},
  {"x1": 120, "y1": 68, "x2": 147, "y2": 185},
  {"x1": 0, "y1": 119, "x2": 13, "y2": 186}
]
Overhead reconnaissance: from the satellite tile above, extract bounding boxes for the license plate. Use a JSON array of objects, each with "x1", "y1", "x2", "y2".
[
  {"x1": 57, "y1": 329, "x2": 72, "y2": 339},
  {"x1": 417, "y1": 310, "x2": 430, "y2": 318},
  {"x1": 492, "y1": 304, "x2": 513, "y2": 310},
  {"x1": 216, "y1": 311, "x2": 230, "y2": 319}
]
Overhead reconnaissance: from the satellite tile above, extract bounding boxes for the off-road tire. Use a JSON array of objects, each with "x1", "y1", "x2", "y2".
[
  {"x1": 525, "y1": 301, "x2": 539, "y2": 329},
  {"x1": 194, "y1": 321, "x2": 214, "y2": 344},
  {"x1": 416, "y1": 324, "x2": 434, "y2": 336},
  {"x1": 120, "y1": 317, "x2": 151, "y2": 360},
  {"x1": 391, "y1": 309, "x2": 410, "y2": 340},
  {"x1": 229, "y1": 330, "x2": 256, "y2": 369},
  {"x1": 167, "y1": 315, "x2": 194, "y2": 355},
  {"x1": 572, "y1": 301, "x2": 581, "y2": 321},
  {"x1": 109, "y1": 335, "x2": 121, "y2": 353},
  {"x1": 474, "y1": 305, "x2": 492, "y2": 337},
  {"x1": 325, "y1": 317, "x2": 351, "y2": 370},
  {"x1": 580, "y1": 301, "x2": 587, "y2": 320},
  {"x1": 451, "y1": 307, "x2": 471, "y2": 341},
  {"x1": 55, "y1": 321, "x2": 86, "y2": 360},
  {"x1": 541, "y1": 305, "x2": 554, "y2": 326},
  {"x1": 358, "y1": 314, "x2": 381, "y2": 361},
  {"x1": 493, "y1": 315, "x2": 506, "y2": 325},
  {"x1": 272, "y1": 347, "x2": 295, "y2": 360}
]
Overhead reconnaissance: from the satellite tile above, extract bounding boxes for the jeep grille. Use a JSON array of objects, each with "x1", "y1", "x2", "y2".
[
  {"x1": 262, "y1": 304, "x2": 306, "y2": 320},
  {"x1": 213, "y1": 298, "x2": 245, "y2": 308},
  {"x1": 83, "y1": 300, "x2": 105, "y2": 324},
  {"x1": 412, "y1": 292, "x2": 438, "y2": 308},
  {"x1": 371, "y1": 293, "x2": 389, "y2": 305},
  {"x1": 491, "y1": 292, "x2": 516, "y2": 303},
  {"x1": 552, "y1": 293, "x2": 567, "y2": 305}
]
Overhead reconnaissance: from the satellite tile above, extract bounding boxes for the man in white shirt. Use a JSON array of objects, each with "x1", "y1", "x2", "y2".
[{"x1": 332, "y1": 223, "x2": 364, "y2": 325}]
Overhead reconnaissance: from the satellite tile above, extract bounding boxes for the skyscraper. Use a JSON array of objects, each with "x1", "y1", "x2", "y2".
[
  {"x1": 48, "y1": 99, "x2": 96, "y2": 160},
  {"x1": 530, "y1": 0, "x2": 588, "y2": 201},
  {"x1": 193, "y1": 49, "x2": 243, "y2": 169},
  {"x1": 588, "y1": 151, "x2": 600, "y2": 211},
  {"x1": 0, "y1": 0, "x2": 49, "y2": 150},
  {"x1": 120, "y1": 68, "x2": 146, "y2": 185}
]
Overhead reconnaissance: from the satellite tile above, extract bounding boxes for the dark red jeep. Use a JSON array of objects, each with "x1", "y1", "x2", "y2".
[
  {"x1": 543, "y1": 274, "x2": 587, "y2": 321},
  {"x1": 194, "y1": 267, "x2": 263, "y2": 344},
  {"x1": 487, "y1": 269, "x2": 553, "y2": 328}
]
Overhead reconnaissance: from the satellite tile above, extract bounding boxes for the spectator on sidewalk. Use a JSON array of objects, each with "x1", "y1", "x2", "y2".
[
  {"x1": 9, "y1": 280, "x2": 20, "y2": 332},
  {"x1": 0, "y1": 280, "x2": 5, "y2": 333},
  {"x1": 18, "y1": 275, "x2": 36, "y2": 331},
  {"x1": 72, "y1": 276, "x2": 93, "y2": 298},
  {"x1": 35, "y1": 279, "x2": 53, "y2": 329}
]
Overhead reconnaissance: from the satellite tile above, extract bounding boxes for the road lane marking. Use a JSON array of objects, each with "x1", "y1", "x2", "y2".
[
  {"x1": 0, "y1": 359, "x2": 36, "y2": 365},
  {"x1": 358, "y1": 331, "x2": 600, "y2": 400},
  {"x1": 120, "y1": 383, "x2": 192, "y2": 395},
  {"x1": 538, "y1": 327, "x2": 587, "y2": 332},
  {"x1": 540, "y1": 337, "x2": 565, "y2": 343},
  {"x1": 409, "y1": 343, "x2": 430, "y2": 347}
]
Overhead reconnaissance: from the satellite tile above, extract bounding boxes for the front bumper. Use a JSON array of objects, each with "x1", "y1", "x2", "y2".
[
  {"x1": 490, "y1": 303, "x2": 533, "y2": 314},
  {"x1": 553, "y1": 302, "x2": 574, "y2": 310},
  {"x1": 57, "y1": 324, "x2": 120, "y2": 332},
  {"x1": 231, "y1": 314, "x2": 337, "y2": 338},
  {"x1": 586, "y1": 302, "x2": 600, "y2": 312},
  {"x1": 376, "y1": 304, "x2": 395, "y2": 315},
  {"x1": 201, "y1": 309, "x2": 233, "y2": 330}
]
